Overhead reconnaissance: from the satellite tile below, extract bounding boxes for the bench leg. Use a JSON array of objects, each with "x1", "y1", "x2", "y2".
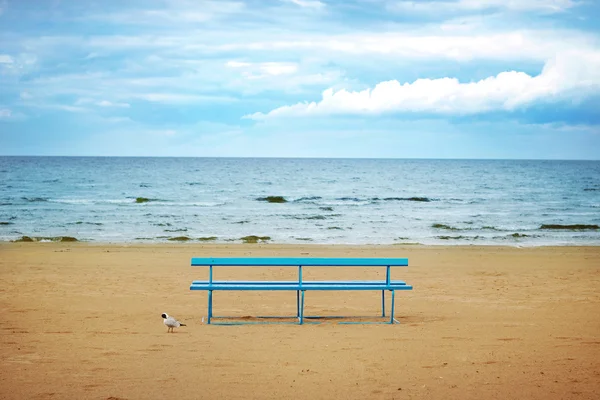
[
  {"x1": 296, "y1": 290, "x2": 300, "y2": 317},
  {"x1": 381, "y1": 290, "x2": 385, "y2": 317},
  {"x1": 299, "y1": 290, "x2": 305, "y2": 325},
  {"x1": 390, "y1": 290, "x2": 396, "y2": 324},
  {"x1": 207, "y1": 290, "x2": 213, "y2": 324}
]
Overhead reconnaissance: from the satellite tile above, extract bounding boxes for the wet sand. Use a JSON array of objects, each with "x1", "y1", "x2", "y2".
[{"x1": 1, "y1": 243, "x2": 599, "y2": 400}]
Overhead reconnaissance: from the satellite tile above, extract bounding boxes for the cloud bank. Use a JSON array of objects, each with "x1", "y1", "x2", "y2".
[{"x1": 247, "y1": 50, "x2": 600, "y2": 119}]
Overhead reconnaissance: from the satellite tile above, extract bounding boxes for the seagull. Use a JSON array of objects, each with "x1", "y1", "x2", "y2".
[{"x1": 161, "y1": 313, "x2": 186, "y2": 333}]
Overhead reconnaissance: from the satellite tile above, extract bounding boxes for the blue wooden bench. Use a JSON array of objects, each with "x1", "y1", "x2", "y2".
[{"x1": 189, "y1": 257, "x2": 413, "y2": 325}]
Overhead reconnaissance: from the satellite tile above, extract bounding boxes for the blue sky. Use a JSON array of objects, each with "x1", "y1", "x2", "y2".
[{"x1": 1, "y1": 0, "x2": 599, "y2": 159}]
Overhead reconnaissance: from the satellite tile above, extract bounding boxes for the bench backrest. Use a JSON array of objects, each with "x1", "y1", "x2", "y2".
[{"x1": 191, "y1": 257, "x2": 408, "y2": 267}]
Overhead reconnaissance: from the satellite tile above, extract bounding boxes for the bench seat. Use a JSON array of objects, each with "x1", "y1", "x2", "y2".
[
  {"x1": 191, "y1": 279, "x2": 407, "y2": 285},
  {"x1": 190, "y1": 282, "x2": 412, "y2": 291}
]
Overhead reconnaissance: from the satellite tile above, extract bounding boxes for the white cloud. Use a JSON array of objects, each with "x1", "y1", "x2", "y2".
[
  {"x1": 285, "y1": 0, "x2": 325, "y2": 9},
  {"x1": 389, "y1": 0, "x2": 578, "y2": 13},
  {"x1": 97, "y1": 100, "x2": 130, "y2": 108},
  {"x1": 53, "y1": 105, "x2": 88, "y2": 113},
  {"x1": 24, "y1": 103, "x2": 87, "y2": 113},
  {"x1": 0, "y1": 109, "x2": 12, "y2": 118},
  {"x1": 295, "y1": 31, "x2": 590, "y2": 62},
  {"x1": 25, "y1": 28, "x2": 595, "y2": 65},
  {"x1": 0, "y1": 54, "x2": 14, "y2": 64},
  {"x1": 226, "y1": 61, "x2": 252, "y2": 68},
  {"x1": 75, "y1": 98, "x2": 130, "y2": 108},
  {"x1": 247, "y1": 50, "x2": 600, "y2": 119},
  {"x1": 220, "y1": 59, "x2": 343, "y2": 94},
  {"x1": 176, "y1": 30, "x2": 594, "y2": 63},
  {"x1": 260, "y1": 62, "x2": 298, "y2": 75}
]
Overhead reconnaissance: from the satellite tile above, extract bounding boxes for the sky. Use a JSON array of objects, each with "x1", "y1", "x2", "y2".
[{"x1": 1, "y1": 0, "x2": 599, "y2": 159}]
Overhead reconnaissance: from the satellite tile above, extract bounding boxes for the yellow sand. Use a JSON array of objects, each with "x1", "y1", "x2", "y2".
[{"x1": 1, "y1": 243, "x2": 599, "y2": 400}]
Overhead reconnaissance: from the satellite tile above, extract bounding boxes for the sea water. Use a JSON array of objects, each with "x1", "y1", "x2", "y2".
[{"x1": 1, "y1": 157, "x2": 599, "y2": 245}]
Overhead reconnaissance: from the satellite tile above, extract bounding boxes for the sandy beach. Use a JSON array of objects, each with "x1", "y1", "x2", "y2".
[{"x1": 0, "y1": 243, "x2": 599, "y2": 400}]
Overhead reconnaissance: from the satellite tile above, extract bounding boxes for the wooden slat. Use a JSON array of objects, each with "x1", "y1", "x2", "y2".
[
  {"x1": 191, "y1": 257, "x2": 408, "y2": 267},
  {"x1": 191, "y1": 280, "x2": 407, "y2": 285},
  {"x1": 190, "y1": 283, "x2": 413, "y2": 291}
]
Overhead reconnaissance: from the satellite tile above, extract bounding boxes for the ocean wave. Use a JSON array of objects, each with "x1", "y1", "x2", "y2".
[
  {"x1": 326, "y1": 198, "x2": 374, "y2": 206},
  {"x1": 507, "y1": 233, "x2": 533, "y2": 238},
  {"x1": 377, "y1": 197, "x2": 433, "y2": 202},
  {"x1": 293, "y1": 196, "x2": 323, "y2": 202},
  {"x1": 130, "y1": 197, "x2": 221, "y2": 206},
  {"x1": 51, "y1": 199, "x2": 94, "y2": 204},
  {"x1": 432, "y1": 223, "x2": 459, "y2": 231},
  {"x1": 136, "y1": 197, "x2": 219, "y2": 204},
  {"x1": 432, "y1": 223, "x2": 505, "y2": 232},
  {"x1": 21, "y1": 197, "x2": 49, "y2": 202},
  {"x1": 51, "y1": 198, "x2": 132, "y2": 205},
  {"x1": 169, "y1": 201, "x2": 226, "y2": 207},
  {"x1": 332, "y1": 196, "x2": 433, "y2": 203},
  {"x1": 481, "y1": 226, "x2": 502, "y2": 231},
  {"x1": 287, "y1": 214, "x2": 328, "y2": 220},
  {"x1": 436, "y1": 235, "x2": 483, "y2": 240},
  {"x1": 540, "y1": 224, "x2": 599, "y2": 230}
]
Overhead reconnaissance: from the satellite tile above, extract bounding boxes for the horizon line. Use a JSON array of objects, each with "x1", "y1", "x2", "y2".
[{"x1": 0, "y1": 155, "x2": 599, "y2": 162}]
